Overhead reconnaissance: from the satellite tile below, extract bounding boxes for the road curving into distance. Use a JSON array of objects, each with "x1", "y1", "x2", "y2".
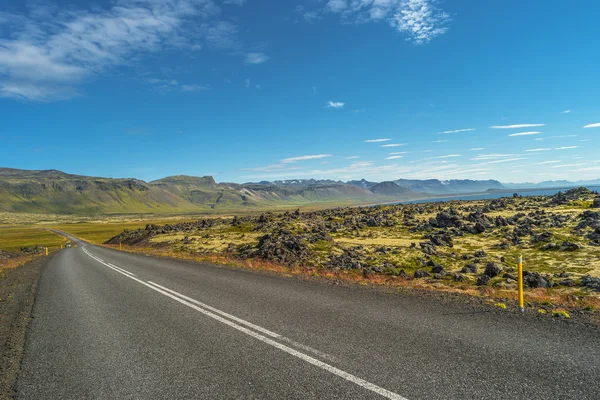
[{"x1": 16, "y1": 234, "x2": 600, "y2": 399}]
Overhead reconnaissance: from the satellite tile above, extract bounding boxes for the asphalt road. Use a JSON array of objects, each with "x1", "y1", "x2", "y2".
[{"x1": 16, "y1": 236, "x2": 600, "y2": 399}]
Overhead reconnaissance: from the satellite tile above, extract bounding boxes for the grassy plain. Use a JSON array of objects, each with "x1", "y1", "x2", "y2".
[{"x1": 0, "y1": 227, "x2": 66, "y2": 252}]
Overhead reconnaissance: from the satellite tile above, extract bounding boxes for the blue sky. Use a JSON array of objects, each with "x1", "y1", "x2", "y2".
[{"x1": 1, "y1": 0, "x2": 599, "y2": 184}]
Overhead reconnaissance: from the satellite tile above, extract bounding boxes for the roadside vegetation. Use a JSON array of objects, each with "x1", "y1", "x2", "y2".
[{"x1": 101, "y1": 187, "x2": 600, "y2": 319}]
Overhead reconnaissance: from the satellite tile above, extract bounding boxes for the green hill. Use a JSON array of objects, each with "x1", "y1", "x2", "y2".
[{"x1": 0, "y1": 169, "x2": 391, "y2": 215}]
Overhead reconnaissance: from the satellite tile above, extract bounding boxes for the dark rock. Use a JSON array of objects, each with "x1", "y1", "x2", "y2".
[
  {"x1": 484, "y1": 262, "x2": 503, "y2": 277},
  {"x1": 580, "y1": 275, "x2": 600, "y2": 292},
  {"x1": 414, "y1": 269, "x2": 431, "y2": 279},
  {"x1": 452, "y1": 273, "x2": 465, "y2": 282},
  {"x1": 531, "y1": 231, "x2": 553, "y2": 244},
  {"x1": 420, "y1": 242, "x2": 437, "y2": 255},
  {"x1": 559, "y1": 279, "x2": 575, "y2": 287},
  {"x1": 431, "y1": 264, "x2": 445, "y2": 274},
  {"x1": 461, "y1": 263, "x2": 478, "y2": 274},
  {"x1": 476, "y1": 275, "x2": 491, "y2": 286},
  {"x1": 474, "y1": 250, "x2": 487, "y2": 258},
  {"x1": 559, "y1": 241, "x2": 582, "y2": 251},
  {"x1": 523, "y1": 272, "x2": 550, "y2": 288}
]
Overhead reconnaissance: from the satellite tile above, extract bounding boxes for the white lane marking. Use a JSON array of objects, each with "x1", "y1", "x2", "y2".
[
  {"x1": 82, "y1": 247, "x2": 137, "y2": 277},
  {"x1": 147, "y1": 281, "x2": 338, "y2": 362},
  {"x1": 147, "y1": 281, "x2": 280, "y2": 338},
  {"x1": 81, "y1": 248, "x2": 406, "y2": 400}
]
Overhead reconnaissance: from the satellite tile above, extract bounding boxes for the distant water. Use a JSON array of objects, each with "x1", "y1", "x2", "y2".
[{"x1": 398, "y1": 186, "x2": 600, "y2": 205}]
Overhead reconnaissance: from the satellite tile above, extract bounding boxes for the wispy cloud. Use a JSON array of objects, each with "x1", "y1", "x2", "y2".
[
  {"x1": 476, "y1": 158, "x2": 527, "y2": 165},
  {"x1": 584, "y1": 122, "x2": 600, "y2": 128},
  {"x1": 299, "y1": 0, "x2": 449, "y2": 45},
  {"x1": 508, "y1": 131, "x2": 541, "y2": 137},
  {"x1": 326, "y1": 101, "x2": 345, "y2": 109},
  {"x1": 181, "y1": 84, "x2": 211, "y2": 92},
  {"x1": 439, "y1": 128, "x2": 475, "y2": 134},
  {"x1": 555, "y1": 146, "x2": 579, "y2": 150},
  {"x1": 490, "y1": 124, "x2": 545, "y2": 129},
  {"x1": 550, "y1": 163, "x2": 585, "y2": 168},
  {"x1": 365, "y1": 138, "x2": 391, "y2": 143},
  {"x1": 385, "y1": 155, "x2": 404, "y2": 160},
  {"x1": 469, "y1": 148, "x2": 485, "y2": 151},
  {"x1": 0, "y1": 0, "x2": 236, "y2": 101},
  {"x1": 281, "y1": 154, "x2": 332, "y2": 163},
  {"x1": 244, "y1": 52, "x2": 269, "y2": 65},
  {"x1": 381, "y1": 143, "x2": 407, "y2": 147},
  {"x1": 535, "y1": 160, "x2": 561, "y2": 165},
  {"x1": 525, "y1": 148, "x2": 552, "y2": 152},
  {"x1": 560, "y1": 110, "x2": 572, "y2": 114},
  {"x1": 389, "y1": 151, "x2": 409, "y2": 155},
  {"x1": 345, "y1": 156, "x2": 360, "y2": 159}
]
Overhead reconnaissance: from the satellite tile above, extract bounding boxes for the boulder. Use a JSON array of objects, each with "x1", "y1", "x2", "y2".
[
  {"x1": 414, "y1": 269, "x2": 431, "y2": 279},
  {"x1": 476, "y1": 275, "x2": 491, "y2": 286},
  {"x1": 461, "y1": 263, "x2": 478, "y2": 274},
  {"x1": 484, "y1": 262, "x2": 503, "y2": 277}
]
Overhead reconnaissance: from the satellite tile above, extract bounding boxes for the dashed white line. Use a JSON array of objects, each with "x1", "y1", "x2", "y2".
[{"x1": 81, "y1": 247, "x2": 407, "y2": 400}]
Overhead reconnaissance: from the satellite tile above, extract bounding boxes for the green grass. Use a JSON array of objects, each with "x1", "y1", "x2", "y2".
[
  {"x1": 0, "y1": 226, "x2": 66, "y2": 252},
  {"x1": 52, "y1": 221, "x2": 163, "y2": 244}
]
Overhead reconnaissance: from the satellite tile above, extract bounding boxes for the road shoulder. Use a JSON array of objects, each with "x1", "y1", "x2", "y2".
[{"x1": 0, "y1": 257, "x2": 48, "y2": 400}]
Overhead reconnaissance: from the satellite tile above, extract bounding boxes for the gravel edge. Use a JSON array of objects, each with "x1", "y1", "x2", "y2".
[{"x1": 0, "y1": 257, "x2": 49, "y2": 400}]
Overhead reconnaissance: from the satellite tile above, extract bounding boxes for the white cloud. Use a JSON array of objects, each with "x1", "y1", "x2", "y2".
[
  {"x1": 508, "y1": 131, "x2": 541, "y2": 137},
  {"x1": 345, "y1": 156, "x2": 360, "y2": 159},
  {"x1": 490, "y1": 124, "x2": 545, "y2": 129},
  {"x1": 476, "y1": 158, "x2": 527, "y2": 165},
  {"x1": 244, "y1": 52, "x2": 269, "y2": 65},
  {"x1": 381, "y1": 143, "x2": 407, "y2": 147},
  {"x1": 584, "y1": 123, "x2": 600, "y2": 128},
  {"x1": 0, "y1": 0, "x2": 236, "y2": 101},
  {"x1": 435, "y1": 154, "x2": 461, "y2": 159},
  {"x1": 389, "y1": 151, "x2": 409, "y2": 155},
  {"x1": 535, "y1": 160, "x2": 561, "y2": 165},
  {"x1": 181, "y1": 84, "x2": 211, "y2": 92},
  {"x1": 550, "y1": 163, "x2": 585, "y2": 168},
  {"x1": 433, "y1": 139, "x2": 448, "y2": 143},
  {"x1": 525, "y1": 148, "x2": 552, "y2": 152},
  {"x1": 555, "y1": 146, "x2": 578, "y2": 150},
  {"x1": 439, "y1": 128, "x2": 475, "y2": 134},
  {"x1": 281, "y1": 154, "x2": 332, "y2": 163},
  {"x1": 365, "y1": 138, "x2": 391, "y2": 143},
  {"x1": 301, "y1": 0, "x2": 449, "y2": 45},
  {"x1": 390, "y1": 0, "x2": 450, "y2": 45},
  {"x1": 326, "y1": 101, "x2": 345, "y2": 108},
  {"x1": 560, "y1": 110, "x2": 571, "y2": 114},
  {"x1": 385, "y1": 155, "x2": 404, "y2": 160}
]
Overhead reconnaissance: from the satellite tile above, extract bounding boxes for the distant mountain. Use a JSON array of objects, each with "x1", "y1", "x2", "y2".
[
  {"x1": 0, "y1": 169, "x2": 391, "y2": 215},
  {"x1": 0, "y1": 168, "x2": 194, "y2": 214},
  {"x1": 370, "y1": 181, "x2": 417, "y2": 196},
  {"x1": 391, "y1": 179, "x2": 505, "y2": 194},
  {"x1": 346, "y1": 179, "x2": 378, "y2": 189},
  {"x1": 0, "y1": 168, "x2": 537, "y2": 215},
  {"x1": 503, "y1": 179, "x2": 600, "y2": 189}
]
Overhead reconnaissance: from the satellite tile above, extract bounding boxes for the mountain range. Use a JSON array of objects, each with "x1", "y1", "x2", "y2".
[{"x1": 0, "y1": 167, "x2": 593, "y2": 215}]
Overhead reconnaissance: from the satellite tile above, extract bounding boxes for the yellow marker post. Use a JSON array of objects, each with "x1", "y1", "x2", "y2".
[
  {"x1": 45, "y1": 247, "x2": 49, "y2": 256},
  {"x1": 518, "y1": 255, "x2": 524, "y2": 313}
]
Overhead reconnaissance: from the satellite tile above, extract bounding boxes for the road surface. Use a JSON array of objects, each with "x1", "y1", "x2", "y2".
[{"x1": 17, "y1": 236, "x2": 600, "y2": 399}]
